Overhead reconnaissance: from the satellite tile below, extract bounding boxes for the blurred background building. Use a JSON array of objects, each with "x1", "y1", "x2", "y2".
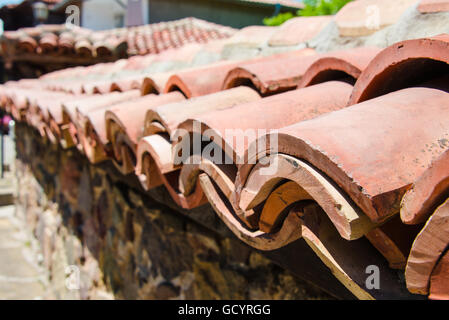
[{"x1": 0, "y1": 0, "x2": 304, "y2": 32}]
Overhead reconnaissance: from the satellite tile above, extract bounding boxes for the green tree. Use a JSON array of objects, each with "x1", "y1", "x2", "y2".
[
  {"x1": 262, "y1": 0, "x2": 353, "y2": 26},
  {"x1": 263, "y1": 12, "x2": 294, "y2": 26},
  {"x1": 299, "y1": 0, "x2": 352, "y2": 16}
]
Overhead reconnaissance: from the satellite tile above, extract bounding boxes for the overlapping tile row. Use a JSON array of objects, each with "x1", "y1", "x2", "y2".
[
  {"x1": 0, "y1": 17, "x2": 236, "y2": 62},
  {"x1": 2, "y1": 33, "x2": 449, "y2": 300}
]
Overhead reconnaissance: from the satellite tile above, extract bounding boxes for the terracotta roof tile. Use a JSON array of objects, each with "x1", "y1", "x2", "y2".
[
  {"x1": 61, "y1": 90, "x2": 140, "y2": 150},
  {"x1": 298, "y1": 47, "x2": 382, "y2": 87},
  {"x1": 406, "y1": 197, "x2": 449, "y2": 295},
  {"x1": 223, "y1": 48, "x2": 317, "y2": 95},
  {"x1": 248, "y1": 86, "x2": 449, "y2": 224},
  {"x1": 175, "y1": 81, "x2": 353, "y2": 165},
  {"x1": 2, "y1": 30, "x2": 449, "y2": 300},
  {"x1": 174, "y1": 81, "x2": 354, "y2": 223},
  {"x1": 143, "y1": 86, "x2": 261, "y2": 136},
  {"x1": 418, "y1": 0, "x2": 449, "y2": 13},
  {"x1": 105, "y1": 92, "x2": 186, "y2": 174},
  {"x1": 1, "y1": 18, "x2": 236, "y2": 63},
  {"x1": 349, "y1": 34, "x2": 449, "y2": 104},
  {"x1": 400, "y1": 147, "x2": 449, "y2": 225},
  {"x1": 163, "y1": 61, "x2": 243, "y2": 98},
  {"x1": 429, "y1": 248, "x2": 449, "y2": 299}
]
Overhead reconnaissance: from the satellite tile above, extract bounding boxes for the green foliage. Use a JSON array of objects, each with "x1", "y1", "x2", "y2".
[
  {"x1": 299, "y1": 0, "x2": 352, "y2": 17},
  {"x1": 263, "y1": 12, "x2": 294, "y2": 26},
  {"x1": 262, "y1": 0, "x2": 352, "y2": 26}
]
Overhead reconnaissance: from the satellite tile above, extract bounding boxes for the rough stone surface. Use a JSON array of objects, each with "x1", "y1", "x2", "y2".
[
  {"x1": 0, "y1": 205, "x2": 47, "y2": 300},
  {"x1": 13, "y1": 123, "x2": 331, "y2": 300},
  {"x1": 309, "y1": 4, "x2": 449, "y2": 52}
]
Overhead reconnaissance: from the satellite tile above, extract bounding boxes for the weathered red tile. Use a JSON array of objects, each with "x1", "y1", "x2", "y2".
[
  {"x1": 176, "y1": 81, "x2": 353, "y2": 163},
  {"x1": 406, "y1": 198, "x2": 449, "y2": 295},
  {"x1": 429, "y1": 249, "x2": 449, "y2": 299},
  {"x1": 141, "y1": 72, "x2": 174, "y2": 95},
  {"x1": 419, "y1": 0, "x2": 449, "y2": 13},
  {"x1": 298, "y1": 47, "x2": 381, "y2": 87},
  {"x1": 240, "y1": 86, "x2": 449, "y2": 224},
  {"x1": 222, "y1": 48, "x2": 317, "y2": 95},
  {"x1": 144, "y1": 86, "x2": 261, "y2": 136},
  {"x1": 401, "y1": 149, "x2": 449, "y2": 225},
  {"x1": 164, "y1": 61, "x2": 242, "y2": 98},
  {"x1": 18, "y1": 34, "x2": 37, "y2": 53},
  {"x1": 105, "y1": 92, "x2": 185, "y2": 174},
  {"x1": 175, "y1": 81, "x2": 355, "y2": 235},
  {"x1": 39, "y1": 32, "x2": 58, "y2": 54},
  {"x1": 350, "y1": 35, "x2": 449, "y2": 104},
  {"x1": 61, "y1": 90, "x2": 140, "y2": 149},
  {"x1": 136, "y1": 134, "x2": 207, "y2": 209}
]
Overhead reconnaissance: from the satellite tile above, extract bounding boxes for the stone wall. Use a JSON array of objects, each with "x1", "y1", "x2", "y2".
[{"x1": 13, "y1": 122, "x2": 330, "y2": 300}]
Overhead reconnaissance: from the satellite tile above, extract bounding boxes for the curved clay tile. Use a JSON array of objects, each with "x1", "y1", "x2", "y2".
[
  {"x1": 84, "y1": 80, "x2": 113, "y2": 95},
  {"x1": 222, "y1": 49, "x2": 317, "y2": 95},
  {"x1": 418, "y1": 0, "x2": 449, "y2": 13},
  {"x1": 61, "y1": 90, "x2": 140, "y2": 150},
  {"x1": 163, "y1": 61, "x2": 241, "y2": 98},
  {"x1": 58, "y1": 32, "x2": 75, "y2": 54},
  {"x1": 238, "y1": 154, "x2": 374, "y2": 240},
  {"x1": 9, "y1": 86, "x2": 51, "y2": 122},
  {"x1": 74, "y1": 38, "x2": 93, "y2": 58},
  {"x1": 429, "y1": 248, "x2": 449, "y2": 300},
  {"x1": 94, "y1": 37, "x2": 127, "y2": 58},
  {"x1": 39, "y1": 32, "x2": 58, "y2": 54},
  {"x1": 77, "y1": 108, "x2": 112, "y2": 164},
  {"x1": 173, "y1": 81, "x2": 354, "y2": 238},
  {"x1": 298, "y1": 47, "x2": 382, "y2": 87},
  {"x1": 349, "y1": 35, "x2": 449, "y2": 104},
  {"x1": 17, "y1": 34, "x2": 37, "y2": 53},
  {"x1": 199, "y1": 172, "x2": 416, "y2": 300},
  {"x1": 135, "y1": 135, "x2": 207, "y2": 209},
  {"x1": 238, "y1": 87, "x2": 449, "y2": 224},
  {"x1": 268, "y1": 16, "x2": 333, "y2": 47},
  {"x1": 74, "y1": 90, "x2": 141, "y2": 162},
  {"x1": 76, "y1": 90, "x2": 141, "y2": 117},
  {"x1": 41, "y1": 94, "x2": 78, "y2": 143},
  {"x1": 109, "y1": 74, "x2": 147, "y2": 92},
  {"x1": 105, "y1": 92, "x2": 185, "y2": 175},
  {"x1": 406, "y1": 198, "x2": 449, "y2": 295},
  {"x1": 174, "y1": 81, "x2": 353, "y2": 213},
  {"x1": 143, "y1": 86, "x2": 261, "y2": 136},
  {"x1": 135, "y1": 87, "x2": 261, "y2": 207},
  {"x1": 141, "y1": 72, "x2": 175, "y2": 95},
  {"x1": 401, "y1": 149, "x2": 449, "y2": 225},
  {"x1": 198, "y1": 173, "x2": 304, "y2": 250},
  {"x1": 94, "y1": 41, "x2": 113, "y2": 58}
]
